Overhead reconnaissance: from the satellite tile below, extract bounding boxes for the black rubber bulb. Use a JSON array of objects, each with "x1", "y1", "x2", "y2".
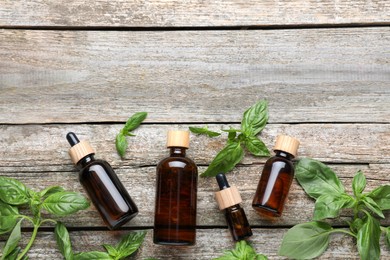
[
  {"x1": 216, "y1": 173, "x2": 230, "y2": 190},
  {"x1": 66, "y1": 132, "x2": 80, "y2": 146}
]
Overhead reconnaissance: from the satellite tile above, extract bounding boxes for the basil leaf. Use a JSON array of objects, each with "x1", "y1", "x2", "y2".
[
  {"x1": 189, "y1": 126, "x2": 221, "y2": 137},
  {"x1": 241, "y1": 100, "x2": 268, "y2": 136},
  {"x1": 103, "y1": 244, "x2": 118, "y2": 257},
  {"x1": 352, "y1": 170, "x2": 366, "y2": 197},
  {"x1": 244, "y1": 136, "x2": 270, "y2": 157},
  {"x1": 115, "y1": 230, "x2": 147, "y2": 258},
  {"x1": 73, "y1": 251, "x2": 112, "y2": 260},
  {"x1": 385, "y1": 227, "x2": 390, "y2": 249},
  {"x1": 55, "y1": 222, "x2": 74, "y2": 260},
  {"x1": 0, "y1": 177, "x2": 30, "y2": 205},
  {"x1": 39, "y1": 186, "x2": 65, "y2": 198},
  {"x1": 367, "y1": 185, "x2": 390, "y2": 210},
  {"x1": 295, "y1": 158, "x2": 345, "y2": 199},
  {"x1": 3, "y1": 247, "x2": 22, "y2": 260},
  {"x1": 357, "y1": 214, "x2": 381, "y2": 260},
  {"x1": 313, "y1": 193, "x2": 354, "y2": 220},
  {"x1": 1, "y1": 218, "x2": 23, "y2": 260},
  {"x1": 213, "y1": 240, "x2": 268, "y2": 260},
  {"x1": 362, "y1": 196, "x2": 384, "y2": 218},
  {"x1": 42, "y1": 191, "x2": 90, "y2": 216},
  {"x1": 350, "y1": 218, "x2": 364, "y2": 234},
  {"x1": 115, "y1": 132, "x2": 128, "y2": 158},
  {"x1": 0, "y1": 201, "x2": 19, "y2": 235},
  {"x1": 278, "y1": 221, "x2": 332, "y2": 259},
  {"x1": 201, "y1": 141, "x2": 244, "y2": 177},
  {"x1": 123, "y1": 112, "x2": 147, "y2": 133}
]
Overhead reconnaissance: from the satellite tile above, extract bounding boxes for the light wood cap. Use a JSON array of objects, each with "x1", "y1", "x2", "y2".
[
  {"x1": 215, "y1": 186, "x2": 242, "y2": 210},
  {"x1": 273, "y1": 135, "x2": 300, "y2": 157},
  {"x1": 68, "y1": 140, "x2": 95, "y2": 164},
  {"x1": 166, "y1": 130, "x2": 190, "y2": 148}
]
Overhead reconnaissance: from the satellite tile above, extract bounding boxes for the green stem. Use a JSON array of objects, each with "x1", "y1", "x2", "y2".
[
  {"x1": 40, "y1": 218, "x2": 58, "y2": 225},
  {"x1": 16, "y1": 222, "x2": 40, "y2": 260},
  {"x1": 331, "y1": 228, "x2": 357, "y2": 239}
]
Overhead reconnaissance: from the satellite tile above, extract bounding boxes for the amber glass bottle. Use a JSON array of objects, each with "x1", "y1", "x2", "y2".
[
  {"x1": 252, "y1": 135, "x2": 300, "y2": 217},
  {"x1": 66, "y1": 132, "x2": 138, "y2": 229},
  {"x1": 154, "y1": 130, "x2": 198, "y2": 245},
  {"x1": 215, "y1": 173, "x2": 252, "y2": 241}
]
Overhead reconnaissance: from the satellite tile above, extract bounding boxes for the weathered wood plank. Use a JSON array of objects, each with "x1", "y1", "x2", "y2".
[
  {"x1": 1, "y1": 229, "x2": 389, "y2": 259},
  {"x1": 0, "y1": 1, "x2": 389, "y2": 27},
  {"x1": 1, "y1": 164, "x2": 388, "y2": 227},
  {"x1": 1, "y1": 28, "x2": 389, "y2": 124},
  {"x1": 0, "y1": 124, "x2": 389, "y2": 168}
]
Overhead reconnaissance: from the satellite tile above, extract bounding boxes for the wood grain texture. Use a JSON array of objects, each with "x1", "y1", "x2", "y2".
[
  {"x1": 1, "y1": 28, "x2": 389, "y2": 124},
  {"x1": 1, "y1": 0, "x2": 389, "y2": 27},
  {"x1": 1, "y1": 229, "x2": 389, "y2": 259}
]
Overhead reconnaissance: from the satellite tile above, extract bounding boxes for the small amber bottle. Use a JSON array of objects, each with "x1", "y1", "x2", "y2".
[
  {"x1": 252, "y1": 135, "x2": 300, "y2": 217},
  {"x1": 215, "y1": 173, "x2": 252, "y2": 241},
  {"x1": 153, "y1": 130, "x2": 198, "y2": 246},
  {"x1": 66, "y1": 132, "x2": 138, "y2": 229}
]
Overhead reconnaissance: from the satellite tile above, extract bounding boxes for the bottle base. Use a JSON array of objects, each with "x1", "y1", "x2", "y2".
[
  {"x1": 153, "y1": 240, "x2": 195, "y2": 246},
  {"x1": 108, "y1": 211, "x2": 139, "y2": 230},
  {"x1": 252, "y1": 204, "x2": 282, "y2": 218}
]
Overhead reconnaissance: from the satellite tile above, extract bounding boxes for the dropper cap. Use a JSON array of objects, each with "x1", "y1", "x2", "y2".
[
  {"x1": 273, "y1": 135, "x2": 300, "y2": 158},
  {"x1": 166, "y1": 130, "x2": 190, "y2": 148},
  {"x1": 215, "y1": 173, "x2": 242, "y2": 210},
  {"x1": 66, "y1": 132, "x2": 95, "y2": 164}
]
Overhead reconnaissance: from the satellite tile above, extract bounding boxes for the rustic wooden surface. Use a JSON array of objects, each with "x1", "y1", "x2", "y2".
[{"x1": 1, "y1": 1, "x2": 389, "y2": 259}]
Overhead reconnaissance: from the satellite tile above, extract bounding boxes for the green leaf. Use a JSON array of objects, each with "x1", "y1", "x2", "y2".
[
  {"x1": 385, "y1": 227, "x2": 390, "y2": 249},
  {"x1": 241, "y1": 100, "x2": 268, "y2": 136},
  {"x1": 42, "y1": 191, "x2": 90, "y2": 216},
  {"x1": 213, "y1": 240, "x2": 268, "y2": 260},
  {"x1": 201, "y1": 141, "x2": 244, "y2": 177},
  {"x1": 55, "y1": 222, "x2": 74, "y2": 260},
  {"x1": 244, "y1": 136, "x2": 270, "y2": 157},
  {"x1": 357, "y1": 214, "x2": 381, "y2": 260},
  {"x1": 362, "y1": 196, "x2": 384, "y2": 218},
  {"x1": 350, "y1": 218, "x2": 364, "y2": 234},
  {"x1": 295, "y1": 158, "x2": 345, "y2": 199},
  {"x1": 367, "y1": 185, "x2": 390, "y2": 210},
  {"x1": 278, "y1": 221, "x2": 332, "y2": 259},
  {"x1": 313, "y1": 193, "x2": 354, "y2": 220},
  {"x1": 115, "y1": 230, "x2": 147, "y2": 258},
  {"x1": 123, "y1": 112, "x2": 147, "y2": 133},
  {"x1": 39, "y1": 186, "x2": 65, "y2": 198},
  {"x1": 103, "y1": 244, "x2": 118, "y2": 258},
  {"x1": 352, "y1": 170, "x2": 366, "y2": 197},
  {"x1": 3, "y1": 247, "x2": 22, "y2": 260},
  {"x1": 0, "y1": 201, "x2": 19, "y2": 235},
  {"x1": 0, "y1": 177, "x2": 30, "y2": 205},
  {"x1": 1, "y1": 219, "x2": 23, "y2": 260},
  {"x1": 73, "y1": 251, "x2": 112, "y2": 260},
  {"x1": 115, "y1": 132, "x2": 128, "y2": 158},
  {"x1": 189, "y1": 126, "x2": 221, "y2": 137}
]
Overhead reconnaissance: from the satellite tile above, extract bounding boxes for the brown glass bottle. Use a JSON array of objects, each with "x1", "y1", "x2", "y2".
[
  {"x1": 66, "y1": 132, "x2": 138, "y2": 229},
  {"x1": 154, "y1": 130, "x2": 198, "y2": 246},
  {"x1": 215, "y1": 173, "x2": 252, "y2": 241},
  {"x1": 252, "y1": 135, "x2": 299, "y2": 217}
]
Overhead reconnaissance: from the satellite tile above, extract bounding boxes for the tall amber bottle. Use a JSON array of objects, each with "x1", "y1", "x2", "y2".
[
  {"x1": 66, "y1": 132, "x2": 138, "y2": 229},
  {"x1": 154, "y1": 130, "x2": 198, "y2": 245},
  {"x1": 252, "y1": 135, "x2": 299, "y2": 217},
  {"x1": 215, "y1": 173, "x2": 252, "y2": 241}
]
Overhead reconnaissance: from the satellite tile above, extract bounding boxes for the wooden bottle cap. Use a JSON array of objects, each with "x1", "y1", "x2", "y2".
[
  {"x1": 166, "y1": 130, "x2": 190, "y2": 148},
  {"x1": 273, "y1": 135, "x2": 300, "y2": 158},
  {"x1": 215, "y1": 186, "x2": 242, "y2": 210},
  {"x1": 68, "y1": 140, "x2": 95, "y2": 164}
]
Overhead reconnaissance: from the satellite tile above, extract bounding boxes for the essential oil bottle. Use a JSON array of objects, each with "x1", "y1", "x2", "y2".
[
  {"x1": 66, "y1": 132, "x2": 138, "y2": 229},
  {"x1": 252, "y1": 135, "x2": 300, "y2": 217},
  {"x1": 153, "y1": 130, "x2": 198, "y2": 245},
  {"x1": 215, "y1": 173, "x2": 252, "y2": 241}
]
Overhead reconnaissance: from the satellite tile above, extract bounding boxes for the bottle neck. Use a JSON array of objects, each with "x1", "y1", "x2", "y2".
[
  {"x1": 76, "y1": 154, "x2": 95, "y2": 169},
  {"x1": 274, "y1": 150, "x2": 294, "y2": 160},
  {"x1": 169, "y1": 147, "x2": 187, "y2": 157}
]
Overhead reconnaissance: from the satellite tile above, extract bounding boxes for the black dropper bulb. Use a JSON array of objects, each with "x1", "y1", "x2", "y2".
[
  {"x1": 216, "y1": 173, "x2": 230, "y2": 190},
  {"x1": 66, "y1": 132, "x2": 80, "y2": 147}
]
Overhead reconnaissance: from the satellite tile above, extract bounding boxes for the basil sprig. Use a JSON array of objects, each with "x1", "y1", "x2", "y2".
[
  {"x1": 0, "y1": 176, "x2": 89, "y2": 260},
  {"x1": 279, "y1": 158, "x2": 390, "y2": 260},
  {"x1": 116, "y1": 112, "x2": 147, "y2": 158},
  {"x1": 190, "y1": 100, "x2": 270, "y2": 177},
  {"x1": 54, "y1": 222, "x2": 147, "y2": 260},
  {"x1": 213, "y1": 240, "x2": 268, "y2": 260}
]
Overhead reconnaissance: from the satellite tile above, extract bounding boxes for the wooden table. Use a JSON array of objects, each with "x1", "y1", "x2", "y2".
[{"x1": 1, "y1": 1, "x2": 389, "y2": 259}]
